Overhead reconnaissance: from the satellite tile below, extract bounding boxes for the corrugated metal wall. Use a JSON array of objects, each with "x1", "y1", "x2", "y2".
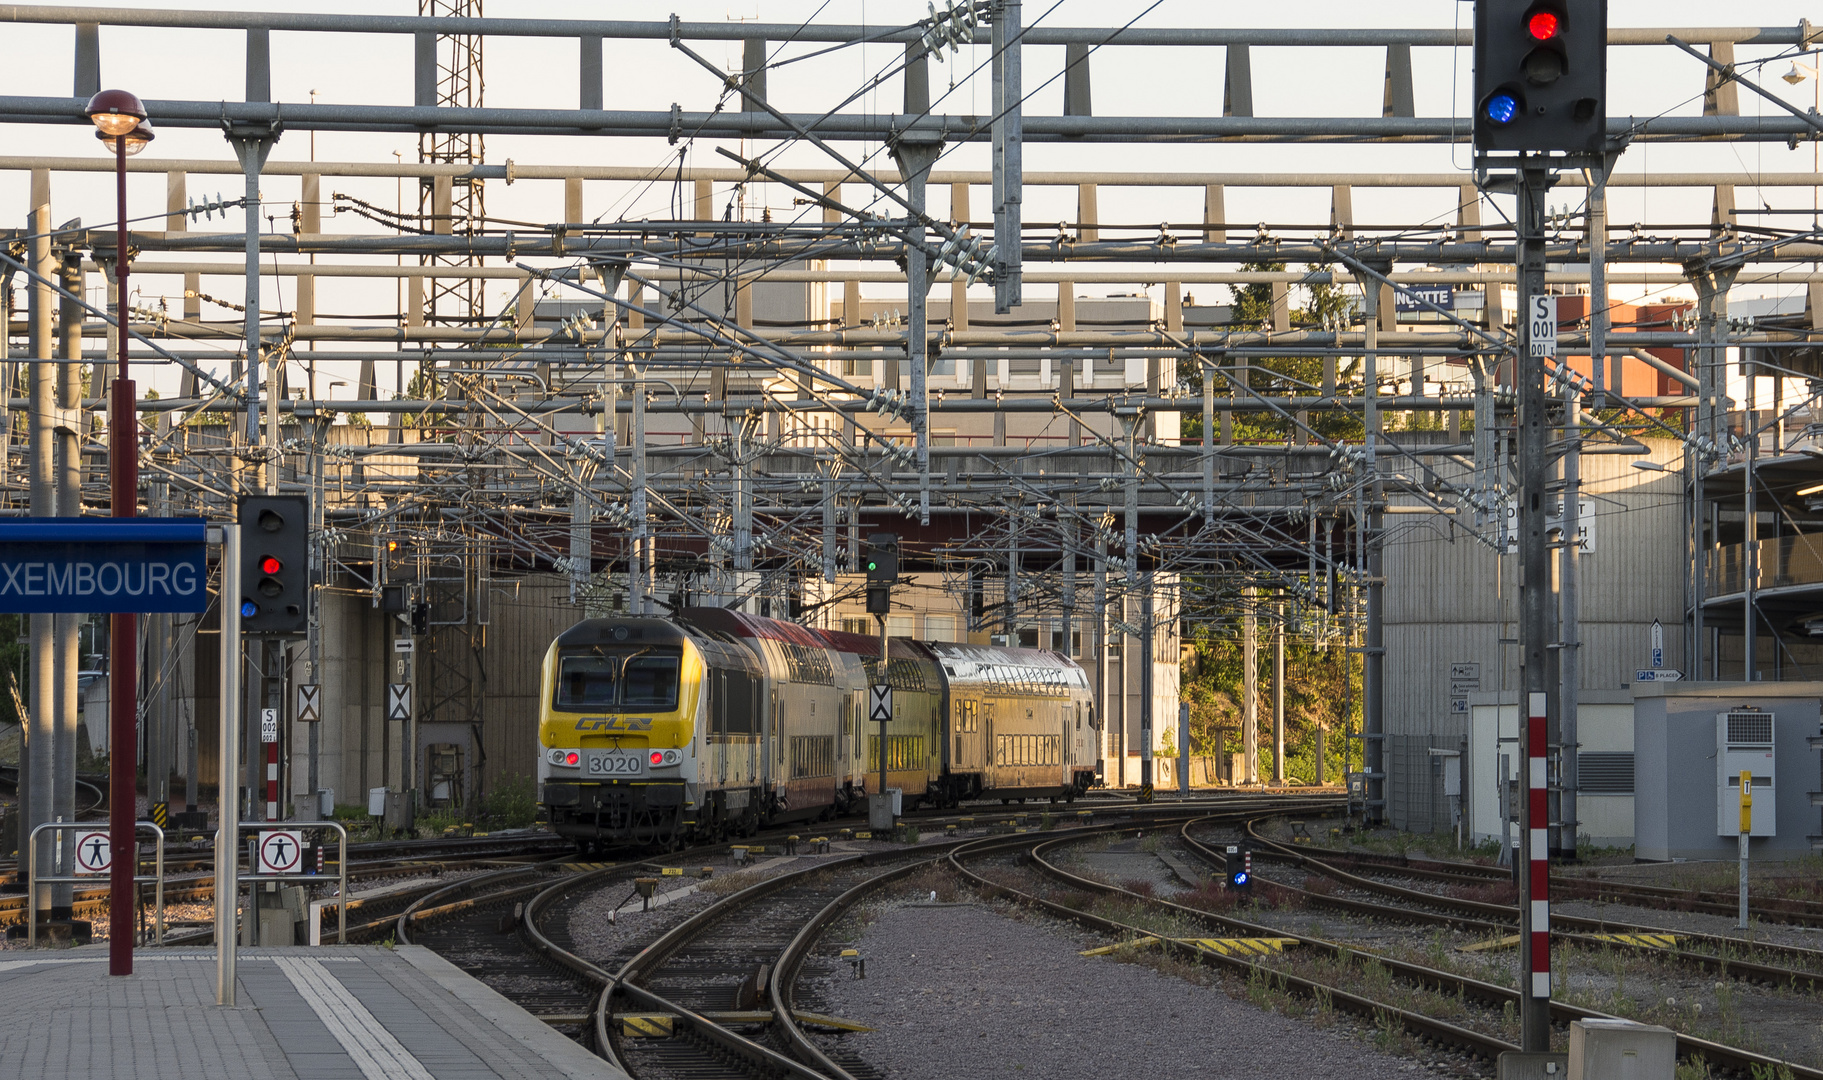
[{"x1": 1381, "y1": 436, "x2": 1686, "y2": 833}]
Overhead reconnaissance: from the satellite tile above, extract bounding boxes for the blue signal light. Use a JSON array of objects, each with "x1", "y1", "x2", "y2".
[
  {"x1": 241, "y1": 600, "x2": 258, "y2": 618},
  {"x1": 1485, "y1": 93, "x2": 1520, "y2": 125},
  {"x1": 1233, "y1": 871, "x2": 1249, "y2": 886}
]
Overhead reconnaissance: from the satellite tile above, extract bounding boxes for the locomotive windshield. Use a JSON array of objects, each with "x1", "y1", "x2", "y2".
[{"x1": 554, "y1": 647, "x2": 680, "y2": 710}]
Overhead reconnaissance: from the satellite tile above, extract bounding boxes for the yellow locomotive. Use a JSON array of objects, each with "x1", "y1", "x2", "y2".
[{"x1": 536, "y1": 608, "x2": 1099, "y2": 849}]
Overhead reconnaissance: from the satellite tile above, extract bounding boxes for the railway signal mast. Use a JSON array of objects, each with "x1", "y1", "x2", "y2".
[
  {"x1": 1473, "y1": 0, "x2": 1611, "y2": 1054},
  {"x1": 866, "y1": 533, "x2": 900, "y2": 830}
]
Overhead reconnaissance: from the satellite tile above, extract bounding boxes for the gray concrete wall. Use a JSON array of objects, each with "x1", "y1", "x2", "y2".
[{"x1": 1633, "y1": 682, "x2": 1823, "y2": 861}]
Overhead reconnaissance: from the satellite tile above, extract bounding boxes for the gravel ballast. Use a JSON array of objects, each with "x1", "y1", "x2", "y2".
[{"x1": 813, "y1": 900, "x2": 1440, "y2": 1080}]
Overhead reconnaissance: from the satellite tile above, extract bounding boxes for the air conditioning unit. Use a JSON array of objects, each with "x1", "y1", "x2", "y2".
[{"x1": 1716, "y1": 710, "x2": 1776, "y2": 837}]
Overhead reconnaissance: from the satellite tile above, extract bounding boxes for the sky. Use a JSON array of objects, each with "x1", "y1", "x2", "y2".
[{"x1": 3, "y1": 1, "x2": 1822, "y2": 402}]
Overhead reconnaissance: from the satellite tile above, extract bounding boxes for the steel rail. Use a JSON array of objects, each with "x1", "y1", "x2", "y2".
[
  {"x1": 1225, "y1": 824, "x2": 1823, "y2": 992},
  {"x1": 605, "y1": 847, "x2": 912, "y2": 1080},
  {"x1": 1284, "y1": 841, "x2": 1823, "y2": 926},
  {"x1": 1006, "y1": 813, "x2": 1823, "y2": 1078},
  {"x1": 948, "y1": 814, "x2": 1521, "y2": 1063}
]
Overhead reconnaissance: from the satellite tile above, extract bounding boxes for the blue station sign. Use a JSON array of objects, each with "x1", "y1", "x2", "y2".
[{"x1": 0, "y1": 518, "x2": 210, "y2": 614}]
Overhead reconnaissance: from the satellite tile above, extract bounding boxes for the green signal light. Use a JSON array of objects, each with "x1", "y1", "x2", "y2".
[{"x1": 867, "y1": 560, "x2": 878, "y2": 571}]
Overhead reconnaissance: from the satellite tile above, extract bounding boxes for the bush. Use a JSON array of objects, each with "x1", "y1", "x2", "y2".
[{"x1": 476, "y1": 774, "x2": 539, "y2": 829}]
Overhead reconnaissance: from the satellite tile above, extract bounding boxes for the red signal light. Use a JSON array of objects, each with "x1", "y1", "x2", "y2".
[
  {"x1": 259, "y1": 555, "x2": 283, "y2": 575},
  {"x1": 1527, "y1": 10, "x2": 1559, "y2": 40}
]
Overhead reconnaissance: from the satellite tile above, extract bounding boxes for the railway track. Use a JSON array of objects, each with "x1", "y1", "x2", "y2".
[
  {"x1": 1283, "y1": 839, "x2": 1823, "y2": 929},
  {"x1": 406, "y1": 798, "x2": 1325, "y2": 1080},
  {"x1": 1048, "y1": 815, "x2": 1823, "y2": 1078},
  {"x1": 1226, "y1": 822, "x2": 1823, "y2": 993}
]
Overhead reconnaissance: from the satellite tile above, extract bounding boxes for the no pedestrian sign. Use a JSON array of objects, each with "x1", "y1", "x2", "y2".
[
  {"x1": 74, "y1": 830, "x2": 110, "y2": 874},
  {"x1": 258, "y1": 830, "x2": 304, "y2": 875}
]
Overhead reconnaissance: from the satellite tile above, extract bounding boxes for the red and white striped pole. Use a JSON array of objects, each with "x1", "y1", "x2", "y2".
[
  {"x1": 265, "y1": 742, "x2": 280, "y2": 821},
  {"x1": 1524, "y1": 691, "x2": 1551, "y2": 1001}
]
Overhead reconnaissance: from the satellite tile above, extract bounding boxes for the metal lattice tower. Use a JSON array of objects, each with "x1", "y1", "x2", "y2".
[
  {"x1": 414, "y1": 0, "x2": 487, "y2": 804},
  {"x1": 417, "y1": 0, "x2": 486, "y2": 329}
]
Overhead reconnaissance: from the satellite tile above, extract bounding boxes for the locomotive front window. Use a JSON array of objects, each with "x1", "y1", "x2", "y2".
[
  {"x1": 557, "y1": 654, "x2": 619, "y2": 707},
  {"x1": 554, "y1": 648, "x2": 681, "y2": 710},
  {"x1": 622, "y1": 656, "x2": 680, "y2": 708}
]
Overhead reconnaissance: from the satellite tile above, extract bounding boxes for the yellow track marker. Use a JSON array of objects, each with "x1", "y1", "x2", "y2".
[
  {"x1": 620, "y1": 1015, "x2": 675, "y2": 1037},
  {"x1": 1081, "y1": 936, "x2": 1298, "y2": 958},
  {"x1": 1458, "y1": 934, "x2": 1522, "y2": 953},
  {"x1": 1588, "y1": 932, "x2": 1683, "y2": 949}
]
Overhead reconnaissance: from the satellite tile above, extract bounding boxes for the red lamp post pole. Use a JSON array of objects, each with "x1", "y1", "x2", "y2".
[{"x1": 107, "y1": 132, "x2": 138, "y2": 977}]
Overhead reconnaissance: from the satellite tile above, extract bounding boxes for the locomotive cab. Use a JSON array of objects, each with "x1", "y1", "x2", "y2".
[{"x1": 537, "y1": 619, "x2": 703, "y2": 848}]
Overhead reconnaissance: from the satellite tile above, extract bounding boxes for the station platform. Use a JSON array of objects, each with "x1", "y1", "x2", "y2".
[{"x1": 0, "y1": 946, "x2": 625, "y2": 1080}]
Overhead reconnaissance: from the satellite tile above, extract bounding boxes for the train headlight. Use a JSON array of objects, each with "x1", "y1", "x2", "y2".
[{"x1": 546, "y1": 748, "x2": 564, "y2": 765}]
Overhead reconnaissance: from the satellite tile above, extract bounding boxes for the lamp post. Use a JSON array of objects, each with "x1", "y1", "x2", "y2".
[{"x1": 85, "y1": 88, "x2": 153, "y2": 978}]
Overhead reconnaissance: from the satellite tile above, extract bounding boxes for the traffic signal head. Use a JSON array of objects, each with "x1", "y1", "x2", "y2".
[
  {"x1": 1474, "y1": 0, "x2": 1606, "y2": 154},
  {"x1": 237, "y1": 495, "x2": 310, "y2": 635},
  {"x1": 865, "y1": 532, "x2": 899, "y2": 585},
  {"x1": 1225, "y1": 845, "x2": 1252, "y2": 889}
]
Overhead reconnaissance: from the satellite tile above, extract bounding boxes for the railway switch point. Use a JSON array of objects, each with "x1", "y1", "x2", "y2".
[{"x1": 633, "y1": 877, "x2": 659, "y2": 910}]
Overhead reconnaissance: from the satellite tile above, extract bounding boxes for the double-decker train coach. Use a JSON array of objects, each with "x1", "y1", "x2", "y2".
[
  {"x1": 923, "y1": 640, "x2": 1099, "y2": 805},
  {"x1": 537, "y1": 610, "x2": 1100, "y2": 850}
]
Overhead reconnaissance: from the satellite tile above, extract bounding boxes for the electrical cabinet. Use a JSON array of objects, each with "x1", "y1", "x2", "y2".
[{"x1": 1716, "y1": 710, "x2": 1775, "y2": 837}]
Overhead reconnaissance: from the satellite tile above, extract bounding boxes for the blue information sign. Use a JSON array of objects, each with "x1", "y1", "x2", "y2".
[{"x1": 0, "y1": 518, "x2": 210, "y2": 614}]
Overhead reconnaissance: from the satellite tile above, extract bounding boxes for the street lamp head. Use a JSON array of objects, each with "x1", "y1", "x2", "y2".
[
  {"x1": 95, "y1": 117, "x2": 155, "y2": 157},
  {"x1": 84, "y1": 89, "x2": 148, "y2": 136},
  {"x1": 1784, "y1": 64, "x2": 1810, "y2": 86}
]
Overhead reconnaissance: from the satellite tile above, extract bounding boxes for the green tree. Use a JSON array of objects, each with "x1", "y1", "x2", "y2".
[
  {"x1": 1180, "y1": 613, "x2": 1358, "y2": 785},
  {"x1": 1183, "y1": 263, "x2": 1364, "y2": 446}
]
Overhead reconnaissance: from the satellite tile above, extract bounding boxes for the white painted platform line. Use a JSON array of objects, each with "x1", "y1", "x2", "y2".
[{"x1": 275, "y1": 955, "x2": 436, "y2": 1080}]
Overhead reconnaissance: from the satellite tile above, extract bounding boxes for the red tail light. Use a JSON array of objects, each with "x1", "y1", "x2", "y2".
[
  {"x1": 650, "y1": 750, "x2": 664, "y2": 765},
  {"x1": 564, "y1": 751, "x2": 579, "y2": 766}
]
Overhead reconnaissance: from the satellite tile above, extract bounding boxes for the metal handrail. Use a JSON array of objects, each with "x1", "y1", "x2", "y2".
[
  {"x1": 26, "y1": 820, "x2": 164, "y2": 947},
  {"x1": 233, "y1": 819, "x2": 350, "y2": 944}
]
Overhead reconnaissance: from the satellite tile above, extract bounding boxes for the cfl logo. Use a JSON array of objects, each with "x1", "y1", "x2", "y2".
[{"x1": 574, "y1": 716, "x2": 652, "y2": 732}]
